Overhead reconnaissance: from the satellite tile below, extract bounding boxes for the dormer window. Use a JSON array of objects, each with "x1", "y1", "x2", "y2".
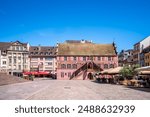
[
  {"x1": 34, "y1": 48, "x2": 39, "y2": 51},
  {"x1": 2, "y1": 51, "x2": 6, "y2": 54},
  {"x1": 12, "y1": 46, "x2": 15, "y2": 50},
  {"x1": 45, "y1": 52, "x2": 48, "y2": 55},
  {"x1": 49, "y1": 52, "x2": 52, "y2": 55},
  {"x1": 16, "y1": 46, "x2": 19, "y2": 50},
  {"x1": 20, "y1": 46, "x2": 23, "y2": 50}
]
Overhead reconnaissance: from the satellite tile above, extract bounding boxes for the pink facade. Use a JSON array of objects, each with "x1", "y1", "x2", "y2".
[{"x1": 57, "y1": 56, "x2": 118, "y2": 80}]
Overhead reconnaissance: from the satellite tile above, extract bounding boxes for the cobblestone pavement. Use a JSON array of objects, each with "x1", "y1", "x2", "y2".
[{"x1": 0, "y1": 79, "x2": 150, "y2": 100}]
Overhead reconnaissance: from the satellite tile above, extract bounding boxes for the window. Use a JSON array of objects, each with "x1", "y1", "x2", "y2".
[
  {"x1": 2, "y1": 61, "x2": 6, "y2": 65},
  {"x1": 45, "y1": 67, "x2": 53, "y2": 70},
  {"x1": 12, "y1": 46, "x2": 15, "y2": 50},
  {"x1": 49, "y1": 52, "x2": 52, "y2": 55},
  {"x1": 104, "y1": 64, "x2": 108, "y2": 69},
  {"x1": 108, "y1": 57, "x2": 111, "y2": 61},
  {"x1": 9, "y1": 58, "x2": 12, "y2": 64},
  {"x1": 16, "y1": 46, "x2": 19, "y2": 50},
  {"x1": 24, "y1": 59, "x2": 27, "y2": 63},
  {"x1": 35, "y1": 52, "x2": 38, "y2": 55},
  {"x1": 20, "y1": 46, "x2": 23, "y2": 50},
  {"x1": 31, "y1": 62, "x2": 38, "y2": 66},
  {"x1": 67, "y1": 64, "x2": 71, "y2": 69},
  {"x1": 98, "y1": 64, "x2": 101, "y2": 67},
  {"x1": 45, "y1": 57, "x2": 53, "y2": 61},
  {"x1": 61, "y1": 64, "x2": 66, "y2": 69},
  {"x1": 24, "y1": 65, "x2": 27, "y2": 69},
  {"x1": 68, "y1": 72, "x2": 71, "y2": 78},
  {"x1": 18, "y1": 57, "x2": 21, "y2": 60},
  {"x1": 31, "y1": 58, "x2": 38, "y2": 61},
  {"x1": 90, "y1": 57, "x2": 93, "y2": 60},
  {"x1": 40, "y1": 58, "x2": 43, "y2": 60},
  {"x1": 83, "y1": 57, "x2": 86, "y2": 61},
  {"x1": 14, "y1": 58, "x2": 16, "y2": 63},
  {"x1": 98, "y1": 57, "x2": 101, "y2": 61},
  {"x1": 47, "y1": 62, "x2": 52, "y2": 65},
  {"x1": 72, "y1": 64, "x2": 77, "y2": 69},
  {"x1": 18, "y1": 65, "x2": 21, "y2": 70},
  {"x1": 64, "y1": 57, "x2": 67, "y2": 61},
  {"x1": 74, "y1": 57, "x2": 76, "y2": 61},
  {"x1": 109, "y1": 64, "x2": 114, "y2": 68},
  {"x1": 34, "y1": 48, "x2": 39, "y2": 51},
  {"x1": 61, "y1": 72, "x2": 64, "y2": 78}
]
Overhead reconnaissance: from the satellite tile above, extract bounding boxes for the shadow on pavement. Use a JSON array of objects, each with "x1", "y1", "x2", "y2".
[
  {"x1": 125, "y1": 86, "x2": 150, "y2": 93},
  {"x1": 92, "y1": 80, "x2": 150, "y2": 93},
  {"x1": 91, "y1": 80, "x2": 113, "y2": 84}
]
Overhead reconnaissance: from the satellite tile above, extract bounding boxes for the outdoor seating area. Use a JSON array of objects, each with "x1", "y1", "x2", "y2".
[
  {"x1": 22, "y1": 71, "x2": 57, "y2": 80},
  {"x1": 94, "y1": 66, "x2": 150, "y2": 88}
]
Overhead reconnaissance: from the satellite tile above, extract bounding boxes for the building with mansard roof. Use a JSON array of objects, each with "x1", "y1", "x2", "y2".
[
  {"x1": 29, "y1": 46, "x2": 57, "y2": 74},
  {"x1": 0, "y1": 41, "x2": 30, "y2": 76}
]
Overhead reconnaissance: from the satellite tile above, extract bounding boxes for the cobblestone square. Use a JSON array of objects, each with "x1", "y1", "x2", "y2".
[{"x1": 0, "y1": 79, "x2": 150, "y2": 100}]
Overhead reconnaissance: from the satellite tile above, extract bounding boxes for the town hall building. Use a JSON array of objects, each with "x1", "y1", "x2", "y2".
[{"x1": 57, "y1": 40, "x2": 118, "y2": 80}]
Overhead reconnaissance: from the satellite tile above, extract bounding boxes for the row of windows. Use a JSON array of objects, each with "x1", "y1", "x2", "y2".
[
  {"x1": 61, "y1": 64, "x2": 114, "y2": 69},
  {"x1": 8, "y1": 58, "x2": 27, "y2": 64},
  {"x1": 31, "y1": 62, "x2": 53, "y2": 66},
  {"x1": 133, "y1": 54, "x2": 138, "y2": 59},
  {"x1": 31, "y1": 57, "x2": 53, "y2": 61},
  {"x1": 30, "y1": 52, "x2": 56, "y2": 55},
  {"x1": 8, "y1": 65, "x2": 27, "y2": 69},
  {"x1": 11, "y1": 46, "x2": 27, "y2": 51},
  {"x1": 2, "y1": 61, "x2": 6, "y2": 65},
  {"x1": 145, "y1": 55, "x2": 150, "y2": 60},
  {"x1": 61, "y1": 64, "x2": 77, "y2": 69},
  {"x1": 145, "y1": 63, "x2": 150, "y2": 66},
  {"x1": 61, "y1": 72, "x2": 71, "y2": 78},
  {"x1": 61, "y1": 56, "x2": 114, "y2": 61}
]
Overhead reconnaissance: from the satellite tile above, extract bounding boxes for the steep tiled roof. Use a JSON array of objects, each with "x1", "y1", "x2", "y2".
[
  {"x1": 0, "y1": 42, "x2": 11, "y2": 51},
  {"x1": 29, "y1": 46, "x2": 57, "y2": 56},
  {"x1": 58, "y1": 43, "x2": 117, "y2": 56},
  {"x1": 0, "y1": 41, "x2": 28, "y2": 51}
]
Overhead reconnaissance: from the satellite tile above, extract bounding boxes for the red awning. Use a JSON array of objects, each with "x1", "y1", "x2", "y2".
[{"x1": 23, "y1": 71, "x2": 49, "y2": 75}]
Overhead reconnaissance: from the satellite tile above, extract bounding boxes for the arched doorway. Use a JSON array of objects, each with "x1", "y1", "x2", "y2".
[
  {"x1": 88, "y1": 73, "x2": 93, "y2": 80},
  {"x1": 87, "y1": 62, "x2": 93, "y2": 69}
]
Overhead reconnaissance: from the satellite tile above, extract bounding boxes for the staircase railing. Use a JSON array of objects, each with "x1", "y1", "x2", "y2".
[
  {"x1": 70, "y1": 62, "x2": 102, "y2": 80},
  {"x1": 83, "y1": 69, "x2": 87, "y2": 80},
  {"x1": 70, "y1": 63, "x2": 87, "y2": 80},
  {"x1": 93, "y1": 62, "x2": 102, "y2": 71}
]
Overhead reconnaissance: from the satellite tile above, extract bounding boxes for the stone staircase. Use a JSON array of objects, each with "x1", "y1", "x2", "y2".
[
  {"x1": 73, "y1": 71, "x2": 84, "y2": 80},
  {"x1": 70, "y1": 61, "x2": 102, "y2": 80},
  {"x1": 0, "y1": 73, "x2": 29, "y2": 86}
]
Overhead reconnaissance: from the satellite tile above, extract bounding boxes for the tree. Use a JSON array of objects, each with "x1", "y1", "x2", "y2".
[{"x1": 119, "y1": 65, "x2": 139, "y2": 79}]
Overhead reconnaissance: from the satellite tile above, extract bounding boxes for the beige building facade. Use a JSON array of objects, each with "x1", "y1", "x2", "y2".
[
  {"x1": 29, "y1": 46, "x2": 57, "y2": 74},
  {"x1": 0, "y1": 41, "x2": 30, "y2": 76}
]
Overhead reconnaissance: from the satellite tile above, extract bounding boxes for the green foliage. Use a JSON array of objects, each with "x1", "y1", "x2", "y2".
[{"x1": 119, "y1": 65, "x2": 139, "y2": 79}]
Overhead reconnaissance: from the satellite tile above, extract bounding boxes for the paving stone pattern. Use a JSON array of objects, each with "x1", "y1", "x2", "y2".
[{"x1": 0, "y1": 79, "x2": 150, "y2": 100}]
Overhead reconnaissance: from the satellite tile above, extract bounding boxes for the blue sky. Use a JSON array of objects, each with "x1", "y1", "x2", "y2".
[{"x1": 0, "y1": 0, "x2": 150, "y2": 52}]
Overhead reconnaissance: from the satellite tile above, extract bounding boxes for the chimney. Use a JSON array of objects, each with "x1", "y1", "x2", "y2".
[{"x1": 38, "y1": 44, "x2": 41, "y2": 51}]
